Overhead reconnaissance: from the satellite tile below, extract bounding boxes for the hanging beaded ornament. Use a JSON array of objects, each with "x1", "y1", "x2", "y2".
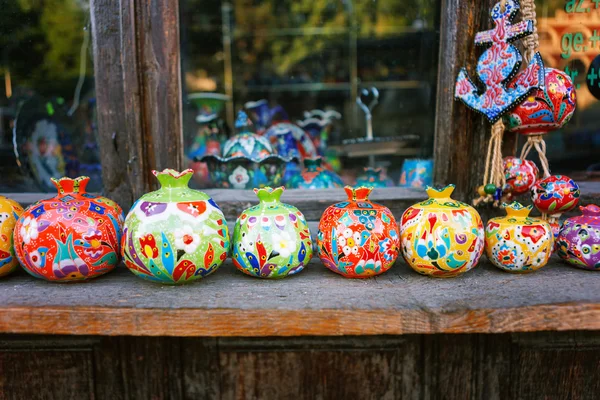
[{"x1": 455, "y1": 0, "x2": 545, "y2": 207}]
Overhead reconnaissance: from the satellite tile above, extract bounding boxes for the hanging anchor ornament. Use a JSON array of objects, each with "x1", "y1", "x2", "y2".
[{"x1": 454, "y1": 0, "x2": 545, "y2": 207}]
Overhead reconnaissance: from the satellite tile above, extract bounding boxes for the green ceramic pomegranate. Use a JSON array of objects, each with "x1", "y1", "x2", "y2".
[
  {"x1": 121, "y1": 169, "x2": 230, "y2": 284},
  {"x1": 232, "y1": 187, "x2": 312, "y2": 278}
]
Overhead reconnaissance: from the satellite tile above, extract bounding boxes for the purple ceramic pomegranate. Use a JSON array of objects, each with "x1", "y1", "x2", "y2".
[{"x1": 556, "y1": 205, "x2": 600, "y2": 270}]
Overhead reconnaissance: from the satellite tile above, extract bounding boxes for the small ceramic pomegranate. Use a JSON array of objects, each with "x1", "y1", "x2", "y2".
[
  {"x1": 14, "y1": 177, "x2": 124, "y2": 282},
  {"x1": 556, "y1": 205, "x2": 600, "y2": 270},
  {"x1": 485, "y1": 202, "x2": 553, "y2": 273},
  {"x1": 122, "y1": 169, "x2": 229, "y2": 284},
  {"x1": 531, "y1": 175, "x2": 580, "y2": 216},
  {"x1": 503, "y1": 68, "x2": 576, "y2": 136},
  {"x1": 503, "y1": 157, "x2": 538, "y2": 196},
  {"x1": 232, "y1": 187, "x2": 312, "y2": 278},
  {"x1": 400, "y1": 184, "x2": 485, "y2": 277},
  {"x1": 317, "y1": 186, "x2": 400, "y2": 278},
  {"x1": 0, "y1": 196, "x2": 24, "y2": 277}
]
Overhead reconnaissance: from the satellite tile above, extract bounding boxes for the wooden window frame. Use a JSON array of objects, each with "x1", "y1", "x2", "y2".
[{"x1": 5, "y1": 0, "x2": 597, "y2": 212}]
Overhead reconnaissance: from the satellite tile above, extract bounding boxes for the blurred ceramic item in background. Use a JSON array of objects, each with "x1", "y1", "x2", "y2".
[
  {"x1": 186, "y1": 93, "x2": 230, "y2": 187},
  {"x1": 288, "y1": 157, "x2": 344, "y2": 189},
  {"x1": 317, "y1": 186, "x2": 400, "y2": 278},
  {"x1": 355, "y1": 167, "x2": 394, "y2": 188},
  {"x1": 0, "y1": 196, "x2": 24, "y2": 277},
  {"x1": 122, "y1": 169, "x2": 229, "y2": 284},
  {"x1": 199, "y1": 111, "x2": 295, "y2": 189},
  {"x1": 485, "y1": 202, "x2": 553, "y2": 273},
  {"x1": 531, "y1": 175, "x2": 580, "y2": 217},
  {"x1": 556, "y1": 205, "x2": 600, "y2": 270},
  {"x1": 297, "y1": 109, "x2": 341, "y2": 156},
  {"x1": 502, "y1": 156, "x2": 538, "y2": 196},
  {"x1": 400, "y1": 184, "x2": 485, "y2": 278},
  {"x1": 244, "y1": 99, "x2": 287, "y2": 134},
  {"x1": 232, "y1": 187, "x2": 312, "y2": 278},
  {"x1": 399, "y1": 159, "x2": 433, "y2": 189},
  {"x1": 14, "y1": 176, "x2": 124, "y2": 282},
  {"x1": 264, "y1": 119, "x2": 318, "y2": 185}
]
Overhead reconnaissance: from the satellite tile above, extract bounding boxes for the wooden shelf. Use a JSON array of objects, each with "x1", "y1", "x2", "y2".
[{"x1": 0, "y1": 257, "x2": 598, "y2": 337}]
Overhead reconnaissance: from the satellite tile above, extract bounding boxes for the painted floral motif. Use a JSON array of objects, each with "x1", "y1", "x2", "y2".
[
  {"x1": 485, "y1": 202, "x2": 553, "y2": 273},
  {"x1": 531, "y1": 175, "x2": 580, "y2": 216},
  {"x1": 503, "y1": 157, "x2": 538, "y2": 196},
  {"x1": 556, "y1": 205, "x2": 600, "y2": 270},
  {"x1": 504, "y1": 68, "x2": 577, "y2": 136},
  {"x1": 232, "y1": 187, "x2": 312, "y2": 279},
  {"x1": 317, "y1": 186, "x2": 399, "y2": 278},
  {"x1": 174, "y1": 226, "x2": 201, "y2": 254},
  {"x1": 122, "y1": 169, "x2": 229, "y2": 284},
  {"x1": 400, "y1": 185, "x2": 485, "y2": 277},
  {"x1": 0, "y1": 196, "x2": 24, "y2": 277},
  {"x1": 14, "y1": 176, "x2": 123, "y2": 282}
]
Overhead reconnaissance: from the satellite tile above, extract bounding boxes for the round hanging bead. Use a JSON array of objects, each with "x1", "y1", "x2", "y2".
[{"x1": 531, "y1": 175, "x2": 580, "y2": 215}]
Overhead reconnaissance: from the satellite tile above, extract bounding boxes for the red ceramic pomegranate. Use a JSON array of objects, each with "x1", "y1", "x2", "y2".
[{"x1": 14, "y1": 177, "x2": 124, "y2": 282}]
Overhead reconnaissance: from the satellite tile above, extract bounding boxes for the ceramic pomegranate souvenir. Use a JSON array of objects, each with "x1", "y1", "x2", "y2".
[
  {"x1": 355, "y1": 167, "x2": 394, "y2": 188},
  {"x1": 556, "y1": 205, "x2": 600, "y2": 270},
  {"x1": 122, "y1": 169, "x2": 229, "y2": 284},
  {"x1": 503, "y1": 157, "x2": 538, "y2": 196},
  {"x1": 288, "y1": 157, "x2": 343, "y2": 189},
  {"x1": 0, "y1": 196, "x2": 24, "y2": 277},
  {"x1": 531, "y1": 175, "x2": 580, "y2": 216},
  {"x1": 503, "y1": 68, "x2": 576, "y2": 136},
  {"x1": 485, "y1": 202, "x2": 553, "y2": 273},
  {"x1": 317, "y1": 186, "x2": 400, "y2": 278},
  {"x1": 232, "y1": 187, "x2": 312, "y2": 278},
  {"x1": 400, "y1": 185, "x2": 485, "y2": 278},
  {"x1": 14, "y1": 177, "x2": 124, "y2": 282}
]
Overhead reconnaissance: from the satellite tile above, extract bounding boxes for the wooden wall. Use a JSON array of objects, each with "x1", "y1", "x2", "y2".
[{"x1": 1, "y1": 332, "x2": 599, "y2": 399}]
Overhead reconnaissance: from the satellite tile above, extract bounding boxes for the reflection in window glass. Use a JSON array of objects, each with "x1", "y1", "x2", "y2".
[
  {"x1": 0, "y1": 0, "x2": 99, "y2": 193},
  {"x1": 536, "y1": 0, "x2": 600, "y2": 181},
  {"x1": 180, "y1": 0, "x2": 440, "y2": 189}
]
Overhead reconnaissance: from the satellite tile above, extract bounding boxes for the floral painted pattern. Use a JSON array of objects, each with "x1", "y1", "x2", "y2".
[
  {"x1": 504, "y1": 68, "x2": 576, "y2": 136},
  {"x1": 556, "y1": 205, "x2": 600, "y2": 270},
  {"x1": 232, "y1": 187, "x2": 312, "y2": 278},
  {"x1": 0, "y1": 196, "x2": 24, "y2": 277},
  {"x1": 485, "y1": 202, "x2": 553, "y2": 273},
  {"x1": 122, "y1": 169, "x2": 229, "y2": 284},
  {"x1": 400, "y1": 185, "x2": 485, "y2": 277},
  {"x1": 503, "y1": 157, "x2": 538, "y2": 196},
  {"x1": 318, "y1": 186, "x2": 399, "y2": 278},
  {"x1": 14, "y1": 177, "x2": 123, "y2": 282},
  {"x1": 531, "y1": 175, "x2": 580, "y2": 215}
]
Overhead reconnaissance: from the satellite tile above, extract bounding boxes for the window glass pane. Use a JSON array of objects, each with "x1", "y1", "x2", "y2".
[
  {"x1": 180, "y1": 0, "x2": 440, "y2": 190},
  {"x1": 0, "y1": 0, "x2": 99, "y2": 193},
  {"x1": 536, "y1": 1, "x2": 600, "y2": 182}
]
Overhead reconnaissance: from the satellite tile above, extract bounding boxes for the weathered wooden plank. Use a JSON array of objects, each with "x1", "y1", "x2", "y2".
[
  {"x1": 0, "y1": 258, "x2": 599, "y2": 336},
  {"x1": 119, "y1": 337, "x2": 184, "y2": 399},
  {"x1": 0, "y1": 350, "x2": 94, "y2": 400},
  {"x1": 423, "y1": 334, "x2": 476, "y2": 400},
  {"x1": 90, "y1": 0, "x2": 146, "y2": 210},
  {"x1": 433, "y1": 0, "x2": 496, "y2": 202},
  {"x1": 135, "y1": 0, "x2": 184, "y2": 180},
  {"x1": 181, "y1": 337, "x2": 221, "y2": 399},
  {"x1": 92, "y1": 337, "x2": 127, "y2": 400},
  {"x1": 217, "y1": 338, "x2": 403, "y2": 399}
]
